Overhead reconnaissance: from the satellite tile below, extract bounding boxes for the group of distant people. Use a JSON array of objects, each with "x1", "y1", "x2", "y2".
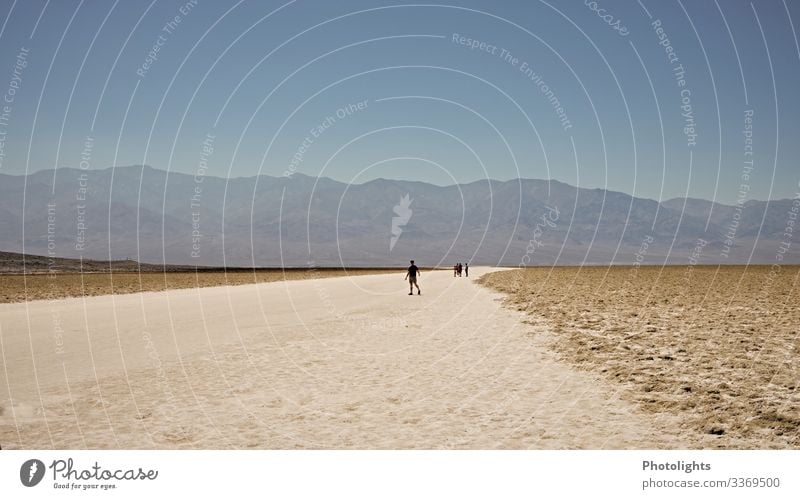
[{"x1": 403, "y1": 259, "x2": 471, "y2": 296}]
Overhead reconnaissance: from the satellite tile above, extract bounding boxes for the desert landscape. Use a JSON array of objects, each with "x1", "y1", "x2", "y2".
[
  {"x1": 0, "y1": 266, "x2": 699, "y2": 450},
  {"x1": 480, "y1": 265, "x2": 800, "y2": 448},
  {"x1": 3, "y1": 262, "x2": 796, "y2": 450},
  {"x1": 3, "y1": 1, "x2": 799, "y2": 495}
]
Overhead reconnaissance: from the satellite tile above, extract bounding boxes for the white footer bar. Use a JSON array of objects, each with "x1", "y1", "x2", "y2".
[{"x1": 1, "y1": 450, "x2": 797, "y2": 498}]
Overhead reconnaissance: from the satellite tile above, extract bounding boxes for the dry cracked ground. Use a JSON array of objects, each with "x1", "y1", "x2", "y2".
[{"x1": 479, "y1": 265, "x2": 800, "y2": 449}]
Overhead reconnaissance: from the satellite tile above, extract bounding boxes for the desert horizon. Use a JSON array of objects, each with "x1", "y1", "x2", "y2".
[{"x1": 1, "y1": 258, "x2": 797, "y2": 450}]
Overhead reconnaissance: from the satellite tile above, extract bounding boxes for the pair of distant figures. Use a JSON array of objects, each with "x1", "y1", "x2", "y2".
[{"x1": 403, "y1": 260, "x2": 470, "y2": 296}]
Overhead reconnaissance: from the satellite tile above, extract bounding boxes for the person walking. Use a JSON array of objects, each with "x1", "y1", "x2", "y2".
[
  {"x1": 405, "y1": 260, "x2": 421, "y2": 295},
  {"x1": 464, "y1": 262, "x2": 469, "y2": 277}
]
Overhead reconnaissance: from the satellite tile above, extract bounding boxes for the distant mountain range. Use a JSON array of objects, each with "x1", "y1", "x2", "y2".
[{"x1": 1, "y1": 165, "x2": 797, "y2": 266}]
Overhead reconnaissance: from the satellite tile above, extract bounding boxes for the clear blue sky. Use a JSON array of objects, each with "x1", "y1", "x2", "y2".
[{"x1": 0, "y1": 0, "x2": 798, "y2": 203}]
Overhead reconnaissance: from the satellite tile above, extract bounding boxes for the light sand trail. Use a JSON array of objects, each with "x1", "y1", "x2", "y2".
[{"x1": 0, "y1": 267, "x2": 683, "y2": 449}]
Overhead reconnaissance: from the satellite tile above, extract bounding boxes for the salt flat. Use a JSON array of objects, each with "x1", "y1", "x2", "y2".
[{"x1": 0, "y1": 267, "x2": 682, "y2": 449}]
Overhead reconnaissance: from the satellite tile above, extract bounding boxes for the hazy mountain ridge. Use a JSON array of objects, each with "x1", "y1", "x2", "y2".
[{"x1": 1, "y1": 165, "x2": 797, "y2": 266}]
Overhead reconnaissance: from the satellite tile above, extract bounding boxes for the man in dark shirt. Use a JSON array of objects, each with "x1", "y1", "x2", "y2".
[{"x1": 405, "y1": 260, "x2": 421, "y2": 295}]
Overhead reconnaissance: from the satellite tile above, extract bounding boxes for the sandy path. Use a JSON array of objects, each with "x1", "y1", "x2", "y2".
[{"x1": 0, "y1": 267, "x2": 683, "y2": 449}]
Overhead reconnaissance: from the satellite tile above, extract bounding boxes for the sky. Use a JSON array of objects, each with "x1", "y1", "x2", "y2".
[{"x1": 0, "y1": 0, "x2": 798, "y2": 204}]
